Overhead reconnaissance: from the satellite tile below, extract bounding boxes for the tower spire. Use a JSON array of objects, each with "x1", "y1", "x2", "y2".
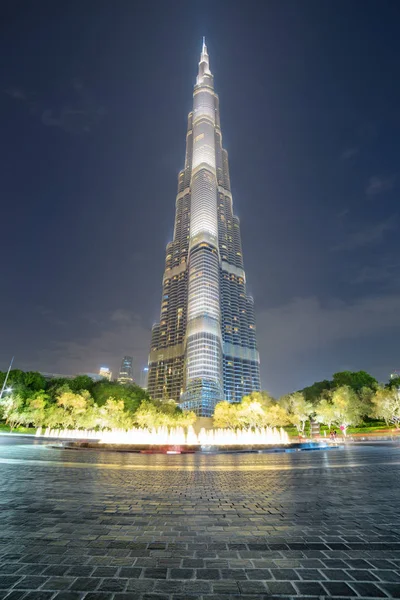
[{"x1": 197, "y1": 37, "x2": 211, "y2": 84}]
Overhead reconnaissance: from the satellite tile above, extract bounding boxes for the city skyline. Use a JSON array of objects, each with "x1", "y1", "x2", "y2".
[
  {"x1": 1, "y1": 1, "x2": 400, "y2": 396},
  {"x1": 148, "y1": 40, "x2": 260, "y2": 415}
]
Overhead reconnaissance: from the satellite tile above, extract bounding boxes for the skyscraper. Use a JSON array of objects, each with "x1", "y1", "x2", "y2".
[
  {"x1": 117, "y1": 356, "x2": 134, "y2": 384},
  {"x1": 148, "y1": 39, "x2": 261, "y2": 416},
  {"x1": 99, "y1": 367, "x2": 112, "y2": 381}
]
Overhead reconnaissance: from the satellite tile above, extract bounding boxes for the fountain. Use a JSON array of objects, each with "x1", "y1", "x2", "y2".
[{"x1": 36, "y1": 425, "x2": 290, "y2": 453}]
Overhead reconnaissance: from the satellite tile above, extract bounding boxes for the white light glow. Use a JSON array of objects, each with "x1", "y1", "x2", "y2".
[{"x1": 36, "y1": 425, "x2": 289, "y2": 446}]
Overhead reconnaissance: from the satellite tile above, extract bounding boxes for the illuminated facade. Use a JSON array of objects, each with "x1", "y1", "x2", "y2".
[
  {"x1": 117, "y1": 356, "x2": 133, "y2": 384},
  {"x1": 148, "y1": 40, "x2": 261, "y2": 416},
  {"x1": 99, "y1": 367, "x2": 112, "y2": 381}
]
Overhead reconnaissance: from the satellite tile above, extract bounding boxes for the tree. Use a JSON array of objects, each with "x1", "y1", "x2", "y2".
[
  {"x1": 56, "y1": 389, "x2": 93, "y2": 428},
  {"x1": 213, "y1": 401, "x2": 240, "y2": 428},
  {"x1": 100, "y1": 398, "x2": 134, "y2": 430},
  {"x1": 68, "y1": 375, "x2": 94, "y2": 393},
  {"x1": 386, "y1": 376, "x2": 400, "y2": 390},
  {"x1": 301, "y1": 380, "x2": 332, "y2": 404},
  {"x1": 23, "y1": 372, "x2": 46, "y2": 392},
  {"x1": 371, "y1": 386, "x2": 400, "y2": 427},
  {"x1": 330, "y1": 385, "x2": 364, "y2": 436},
  {"x1": 332, "y1": 371, "x2": 378, "y2": 393},
  {"x1": 314, "y1": 398, "x2": 336, "y2": 430},
  {"x1": 213, "y1": 395, "x2": 290, "y2": 429},
  {"x1": 19, "y1": 391, "x2": 48, "y2": 427},
  {"x1": 134, "y1": 400, "x2": 196, "y2": 429},
  {"x1": 262, "y1": 404, "x2": 290, "y2": 427},
  {"x1": 280, "y1": 392, "x2": 313, "y2": 435},
  {"x1": 0, "y1": 393, "x2": 25, "y2": 430},
  {"x1": 91, "y1": 381, "x2": 148, "y2": 413}
]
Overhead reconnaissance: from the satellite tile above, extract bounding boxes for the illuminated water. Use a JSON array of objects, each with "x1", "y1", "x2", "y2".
[{"x1": 36, "y1": 425, "x2": 289, "y2": 446}]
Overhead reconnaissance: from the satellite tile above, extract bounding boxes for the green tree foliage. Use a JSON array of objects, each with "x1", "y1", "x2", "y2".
[
  {"x1": 0, "y1": 369, "x2": 191, "y2": 432},
  {"x1": 68, "y1": 375, "x2": 95, "y2": 393},
  {"x1": 314, "y1": 398, "x2": 336, "y2": 430},
  {"x1": 332, "y1": 371, "x2": 378, "y2": 393},
  {"x1": 91, "y1": 381, "x2": 149, "y2": 413},
  {"x1": 301, "y1": 380, "x2": 332, "y2": 404},
  {"x1": 99, "y1": 399, "x2": 134, "y2": 429},
  {"x1": 213, "y1": 392, "x2": 290, "y2": 430},
  {"x1": 213, "y1": 401, "x2": 240, "y2": 429},
  {"x1": 329, "y1": 385, "x2": 365, "y2": 435},
  {"x1": 386, "y1": 376, "x2": 400, "y2": 390},
  {"x1": 134, "y1": 400, "x2": 196, "y2": 429},
  {"x1": 300, "y1": 371, "x2": 378, "y2": 405},
  {"x1": 371, "y1": 385, "x2": 400, "y2": 426},
  {"x1": 56, "y1": 389, "x2": 94, "y2": 429},
  {"x1": 280, "y1": 392, "x2": 313, "y2": 434},
  {"x1": 0, "y1": 393, "x2": 25, "y2": 430},
  {"x1": 23, "y1": 372, "x2": 47, "y2": 391}
]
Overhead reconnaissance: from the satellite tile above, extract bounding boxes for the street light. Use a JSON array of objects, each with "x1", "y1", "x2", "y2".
[{"x1": 0, "y1": 357, "x2": 14, "y2": 400}]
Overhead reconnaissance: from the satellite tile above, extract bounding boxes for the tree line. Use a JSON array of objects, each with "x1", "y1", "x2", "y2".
[
  {"x1": 214, "y1": 371, "x2": 400, "y2": 435},
  {"x1": 0, "y1": 370, "x2": 196, "y2": 431},
  {"x1": 0, "y1": 368, "x2": 399, "y2": 434}
]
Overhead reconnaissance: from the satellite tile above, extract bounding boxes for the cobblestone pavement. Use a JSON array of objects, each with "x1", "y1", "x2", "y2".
[{"x1": 0, "y1": 438, "x2": 400, "y2": 599}]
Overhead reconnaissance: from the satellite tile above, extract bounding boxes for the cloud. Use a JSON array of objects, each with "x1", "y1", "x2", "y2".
[
  {"x1": 5, "y1": 87, "x2": 27, "y2": 101},
  {"x1": 337, "y1": 208, "x2": 350, "y2": 218},
  {"x1": 256, "y1": 292, "x2": 400, "y2": 367},
  {"x1": 340, "y1": 147, "x2": 359, "y2": 160},
  {"x1": 366, "y1": 175, "x2": 395, "y2": 196},
  {"x1": 332, "y1": 216, "x2": 396, "y2": 251},
  {"x1": 41, "y1": 106, "x2": 105, "y2": 134},
  {"x1": 48, "y1": 310, "x2": 151, "y2": 380},
  {"x1": 353, "y1": 260, "x2": 400, "y2": 285},
  {"x1": 6, "y1": 81, "x2": 105, "y2": 135}
]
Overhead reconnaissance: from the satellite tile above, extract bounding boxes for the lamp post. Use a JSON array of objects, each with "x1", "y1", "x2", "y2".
[{"x1": 0, "y1": 357, "x2": 14, "y2": 400}]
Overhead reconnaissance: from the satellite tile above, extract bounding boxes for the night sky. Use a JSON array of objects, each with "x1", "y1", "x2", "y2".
[{"x1": 1, "y1": 0, "x2": 400, "y2": 396}]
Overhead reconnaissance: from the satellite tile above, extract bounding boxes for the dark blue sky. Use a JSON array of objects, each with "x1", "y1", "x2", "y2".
[{"x1": 1, "y1": 0, "x2": 400, "y2": 395}]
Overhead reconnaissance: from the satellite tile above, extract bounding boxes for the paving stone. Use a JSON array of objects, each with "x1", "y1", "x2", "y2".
[
  {"x1": 143, "y1": 568, "x2": 167, "y2": 579},
  {"x1": 238, "y1": 580, "x2": 268, "y2": 593},
  {"x1": 195, "y1": 568, "x2": 220, "y2": 579},
  {"x1": 182, "y1": 580, "x2": 212, "y2": 593},
  {"x1": 349, "y1": 581, "x2": 389, "y2": 597},
  {"x1": 323, "y1": 581, "x2": 355, "y2": 596},
  {"x1": 295, "y1": 581, "x2": 326, "y2": 595},
  {"x1": 378, "y1": 583, "x2": 400, "y2": 597},
  {"x1": 42, "y1": 576, "x2": 77, "y2": 590},
  {"x1": 17, "y1": 594, "x2": 54, "y2": 600},
  {"x1": 220, "y1": 568, "x2": 247, "y2": 579},
  {"x1": 246, "y1": 568, "x2": 272, "y2": 579},
  {"x1": 271, "y1": 568, "x2": 299, "y2": 580},
  {"x1": 118, "y1": 568, "x2": 141, "y2": 578},
  {"x1": 11, "y1": 576, "x2": 46, "y2": 589},
  {"x1": 265, "y1": 580, "x2": 297, "y2": 595},
  {"x1": 154, "y1": 579, "x2": 184, "y2": 592},
  {"x1": 97, "y1": 578, "x2": 127, "y2": 591},
  {"x1": 322, "y1": 569, "x2": 355, "y2": 580},
  {"x1": 53, "y1": 593, "x2": 83, "y2": 600}
]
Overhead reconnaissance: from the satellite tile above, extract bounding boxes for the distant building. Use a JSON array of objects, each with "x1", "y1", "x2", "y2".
[
  {"x1": 40, "y1": 372, "x2": 74, "y2": 381},
  {"x1": 99, "y1": 367, "x2": 112, "y2": 381},
  {"x1": 117, "y1": 356, "x2": 134, "y2": 384},
  {"x1": 139, "y1": 367, "x2": 149, "y2": 390},
  {"x1": 390, "y1": 371, "x2": 400, "y2": 380},
  {"x1": 40, "y1": 372, "x2": 104, "y2": 382}
]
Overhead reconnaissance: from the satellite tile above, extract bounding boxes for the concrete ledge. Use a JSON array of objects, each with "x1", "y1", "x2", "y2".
[{"x1": 54, "y1": 441, "x2": 342, "y2": 454}]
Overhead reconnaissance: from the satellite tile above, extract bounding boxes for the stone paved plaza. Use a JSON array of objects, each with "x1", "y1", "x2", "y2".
[{"x1": 0, "y1": 438, "x2": 400, "y2": 599}]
